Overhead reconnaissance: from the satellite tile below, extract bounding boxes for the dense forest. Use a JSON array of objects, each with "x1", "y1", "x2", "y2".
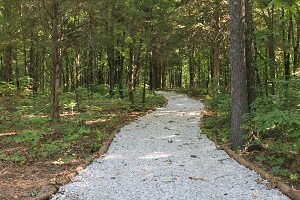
[{"x1": 0, "y1": 0, "x2": 300, "y2": 197}]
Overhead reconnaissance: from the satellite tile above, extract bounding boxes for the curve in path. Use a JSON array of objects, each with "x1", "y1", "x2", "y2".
[{"x1": 52, "y1": 92, "x2": 288, "y2": 200}]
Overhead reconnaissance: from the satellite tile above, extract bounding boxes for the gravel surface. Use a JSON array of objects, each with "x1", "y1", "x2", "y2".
[{"x1": 52, "y1": 91, "x2": 289, "y2": 200}]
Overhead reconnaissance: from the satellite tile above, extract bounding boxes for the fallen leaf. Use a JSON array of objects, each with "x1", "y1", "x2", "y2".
[
  {"x1": 188, "y1": 176, "x2": 209, "y2": 182},
  {"x1": 162, "y1": 180, "x2": 174, "y2": 183}
]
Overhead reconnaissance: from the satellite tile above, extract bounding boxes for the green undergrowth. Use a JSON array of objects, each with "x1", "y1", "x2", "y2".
[
  {"x1": 201, "y1": 77, "x2": 300, "y2": 189},
  {"x1": 0, "y1": 85, "x2": 166, "y2": 165}
]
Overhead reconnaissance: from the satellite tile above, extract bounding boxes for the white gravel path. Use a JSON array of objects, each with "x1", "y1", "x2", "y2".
[{"x1": 52, "y1": 91, "x2": 289, "y2": 200}]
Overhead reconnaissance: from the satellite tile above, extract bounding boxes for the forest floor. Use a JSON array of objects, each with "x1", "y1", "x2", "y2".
[
  {"x1": 0, "y1": 91, "x2": 298, "y2": 199},
  {"x1": 0, "y1": 91, "x2": 167, "y2": 200},
  {"x1": 200, "y1": 108, "x2": 300, "y2": 197},
  {"x1": 0, "y1": 110, "x2": 154, "y2": 200}
]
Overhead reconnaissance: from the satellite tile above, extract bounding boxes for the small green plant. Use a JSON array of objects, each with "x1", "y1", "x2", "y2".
[
  {"x1": 0, "y1": 153, "x2": 7, "y2": 159},
  {"x1": 1, "y1": 86, "x2": 166, "y2": 166},
  {"x1": 202, "y1": 93, "x2": 231, "y2": 144}
]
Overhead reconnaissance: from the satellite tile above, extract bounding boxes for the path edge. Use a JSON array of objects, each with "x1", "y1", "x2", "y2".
[
  {"x1": 219, "y1": 145, "x2": 300, "y2": 200},
  {"x1": 34, "y1": 101, "x2": 168, "y2": 200}
]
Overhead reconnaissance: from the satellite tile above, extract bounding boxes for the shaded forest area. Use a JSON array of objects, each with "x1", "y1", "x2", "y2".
[{"x1": 0, "y1": 0, "x2": 299, "y2": 199}]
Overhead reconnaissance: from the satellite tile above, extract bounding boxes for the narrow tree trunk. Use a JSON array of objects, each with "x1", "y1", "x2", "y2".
[
  {"x1": 162, "y1": 63, "x2": 166, "y2": 90},
  {"x1": 189, "y1": 43, "x2": 196, "y2": 94},
  {"x1": 64, "y1": 50, "x2": 71, "y2": 91},
  {"x1": 285, "y1": 15, "x2": 292, "y2": 80},
  {"x1": 75, "y1": 49, "x2": 81, "y2": 88},
  {"x1": 230, "y1": 0, "x2": 249, "y2": 151},
  {"x1": 149, "y1": 48, "x2": 153, "y2": 91},
  {"x1": 245, "y1": 0, "x2": 256, "y2": 107},
  {"x1": 128, "y1": 45, "x2": 134, "y2": 104},
  {"x1": 29, "y1": 31, "x2": 38, "y2": 93},
  {"x1": 213, "y1": 1, "x2": 221, "y2": 97},
  {"x1": 293, "y1": 9, "x2": 300, "y2": 73},
  {"x1": 134, "y1": 39, "x2": 143, "y2": 89},
  {"x1": 3, "y1": 1, "x2": 13, "y2": 83},
  {"x1": 268, "y1": 7, "x2": 276, "y2": 95},
  {"x1": 107, "y1": 44, "x2": 115, "y2": 96},
  {"x1": 107, "y1": 24, "x2": 115, "y2": 96},
  {"x1": 116, "y1": 48, "x2": 124, "y2": 97}
]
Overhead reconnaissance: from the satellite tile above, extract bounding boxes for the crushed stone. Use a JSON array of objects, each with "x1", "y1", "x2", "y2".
[{"x1": 52, "y1": 91, "x2": 289, "y2": 200}]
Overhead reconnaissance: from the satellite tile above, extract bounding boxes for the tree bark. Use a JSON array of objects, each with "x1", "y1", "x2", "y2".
[
  {"x1": 213, "y1": 0, "x2": 221, "y2": 97},
  {"x1": 4, "y1": 46, "x2": 13, "y2": 83},
  {"x1": 230, "y1": 0, "x2": 249, "y2": 151},
  {"x1": 189, "y1": 43, "x2": 196, "y2": 94},
  {"x1": 128, "y1": 45, "x2": 134, "y2": 104},
  {"x1": 245, "y1": 0, "x2": 256, "y2": 107},
  {"x1": 293, "y1": 9, "x2": 300, "y2": 74},
  {"x1": 3, "y1": 1, "x2": 13, "y2": 83},
  {"x1": 268, "y1": 7, "x2": 276, "y2": 95},
  {"x1": 50, "y1": 0, "x2": 61, "y2": 119},
  {"x1": 107, "y1": 24, "x2": 115, "y2": 96},
  {"x1": 285, "y1": 15, "x2": 292, "y2": 80}
]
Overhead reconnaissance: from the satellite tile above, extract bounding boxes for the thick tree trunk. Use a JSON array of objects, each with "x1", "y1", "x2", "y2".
[
  {"x1": 4, "y1": 46, "x2": 13, "y2": 83},
  {"x1": 230, "y1": 0, "x2": 249, "y2": 151},
  {"x1": 50, "y1": 0, "x2": 61, "y2": 119}
]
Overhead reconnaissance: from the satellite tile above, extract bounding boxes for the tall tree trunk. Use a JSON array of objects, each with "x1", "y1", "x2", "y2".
[
  {"x1": 128, "y1": 45, "x2": 134, "y2": 104},
  {"x1": 293, "y1": 9, "x2": 300, "y2": 73},
  {"x1": 213, "y1": 1, "x2": 221, "y2": 97},
  {"x1": 189, "y1": 43, "x2": 196, "y2": 94},
  {"x1": 107, "y1": 24, "x2": 115, "y2": 96},
  {"x1": 116, "y1": 49, "x2": 124, "y2": 97},
  {"x1": 134, "y1": 39, "x2": 143, "y2": 89},
  {"x1": 149, "y1": 47, "x2": 154, "y2": 90},
  {"x1": 75, "y1": 49, "x2": 81, "y2": 88},
  {"x1": 4, "y1": 46, "x2": 13, "y2": 83},
  {"x1": 230, "y1": 0, "x2": 249, "y2": 151},
  {"x1": 64, "y1": 50, "x2": 71, "y2": 91},
  {"x1": 29, "y1": 28, "x2": 39, "y2": 93},
  {"x1": 98, "y1": 51, "x2": 105, "y2": 84},
  {"x1": 285, "y1": 15, "x2": 292, "y2": 80},
  {"x1": 50, "y1": 0, "x2": 61, "y2": 119},
  {"x1": 162, "y1": 63, "x2": 166, "y2": 90},
  {"x1": 3, "y1": 1, "x2": 13, "y2": 83},
  {"x1": 268, "y1": 7, "x2": 276, "y2": 95},
  {"x1": 245, "y1": 0, "x2": 256, "y2": 107}
]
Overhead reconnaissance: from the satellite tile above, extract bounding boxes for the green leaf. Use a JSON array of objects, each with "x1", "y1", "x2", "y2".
[{"x1": 272, "y1": 166, "x2": 282, "y2": 174}]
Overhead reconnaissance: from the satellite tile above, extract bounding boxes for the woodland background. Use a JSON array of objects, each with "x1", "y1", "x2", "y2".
[{"x1": 0, "y1": 0, "x2": 299, "y2": 198}]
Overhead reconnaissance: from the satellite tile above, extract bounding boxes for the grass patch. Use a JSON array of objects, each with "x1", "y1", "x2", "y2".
[{"x1": 0, "y1": 87, "x2": 166, "y2": 165}]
